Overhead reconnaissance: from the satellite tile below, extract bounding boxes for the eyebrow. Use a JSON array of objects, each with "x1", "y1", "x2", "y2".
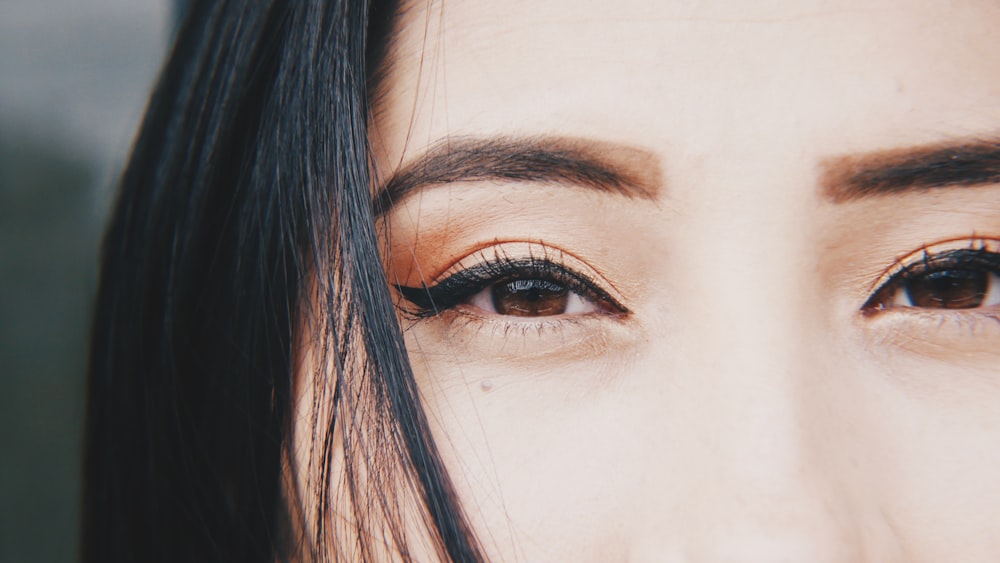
[
  {"x1": 373, "y1": 136, "x2": 661, "y2": 215},
  {"x1": 821, "y1": 138, "x2": 1000, "y2": 203}
]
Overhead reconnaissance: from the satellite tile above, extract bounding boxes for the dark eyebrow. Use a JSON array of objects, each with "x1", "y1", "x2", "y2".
[
  {"x1": 821, "y1": 138, "x2": 1000, "y2": 203},
  {"x1": 373, "y1": 136, "x2": 661, "y2": 215}
]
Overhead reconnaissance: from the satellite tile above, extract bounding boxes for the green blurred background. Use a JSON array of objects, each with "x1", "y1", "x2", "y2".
[{"x1": 1, "y1": 2, "x2": 183, "y2": 560}]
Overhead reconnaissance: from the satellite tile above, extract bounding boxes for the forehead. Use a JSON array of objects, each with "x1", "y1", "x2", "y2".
[{"x1": 372, "y1": 0, "x2": 1000, "y2": 170}]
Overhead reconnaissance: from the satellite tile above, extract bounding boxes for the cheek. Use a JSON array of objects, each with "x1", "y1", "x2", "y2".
[
  {"x1": 286, "y1": 340, "x2": 340, "y2": 548},
  {"x1": 410, "y1": 318, "x2": 1000, "y2": 560},
  {"x1": 289, "y1": 337, "x2": 445, "y2": 560},
  {"x1": 885, "y1": 418, "x2": 1000, "y2": 555},
  {"x1": 864, "y1": 354, "x2": 1000, "y2": 556},
  {"x1": 409, "y1": 346, "x2": 645, "y2": 559}
]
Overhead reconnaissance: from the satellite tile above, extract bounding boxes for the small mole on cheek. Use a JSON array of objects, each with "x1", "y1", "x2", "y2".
[{"x1": 479, "y1": 380, "x2": 494, "y2": 392}]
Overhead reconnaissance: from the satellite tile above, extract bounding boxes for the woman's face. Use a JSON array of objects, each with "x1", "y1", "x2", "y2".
[{"x1": 370, "y1": 0, "x2": 1000, "y2": 559}]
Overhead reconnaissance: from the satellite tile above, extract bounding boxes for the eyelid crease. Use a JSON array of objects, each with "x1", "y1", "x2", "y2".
[{"x1": 405, "y1": 240, "x2": 627, "y2": 296}]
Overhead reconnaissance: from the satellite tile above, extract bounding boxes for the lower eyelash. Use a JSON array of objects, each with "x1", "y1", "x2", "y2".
[
  {"x1": 866, "y1": 305, "x2": 1000, "y2": 352},
  {"x1": 441, "y1": 309, "x2": 592, "y2": 338}
]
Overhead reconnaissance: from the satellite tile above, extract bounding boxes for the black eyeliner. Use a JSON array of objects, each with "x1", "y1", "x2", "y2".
[
  {"x1": 864, "y1": 248, "x2": 1000, "y2": 311},
  {"x1": 395, "y1": 257, "x2": 627, "y2": 318},
  {"x1": 895, "y1": 249, "x2": 1000, "y2": 279}
]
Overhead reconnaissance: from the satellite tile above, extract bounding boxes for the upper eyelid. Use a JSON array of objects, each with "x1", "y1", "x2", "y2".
[
  {"x1": 432, "y1": 243, "x2": 576, "y2": 283},
  {"x1": 862, "y1": 244, "x2": 1000, "y2": 313},
  {"x1": 876, "y1": 249, "x2": 1000, "y2": 293},
  {"x1": 410, "y1": 257, "x2": 615, "y2": 300},
  {"x1": 867, "y1": 236, "x2": 1000, "y2": 294},
  {"x1": 435, "y1": 257, "x2": 590, "y2": 286},
  {"x1": 897, "y1": 250, "x2": 1000, "y2": 273},
  {"x1": 415, "y1": 240, "x2": 627, "y2": 295}
]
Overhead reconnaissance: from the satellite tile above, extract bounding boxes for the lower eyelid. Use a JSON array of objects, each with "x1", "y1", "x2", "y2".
[
  {"x1": 449, "y1": 304, "x2": 629, "y2": 343},
  {"x1": 863, "y1": 307, "x2": 1000, "y2": 363},
  {"x1": 402, "y1": 307, "x2": 638, "y2": 368}
]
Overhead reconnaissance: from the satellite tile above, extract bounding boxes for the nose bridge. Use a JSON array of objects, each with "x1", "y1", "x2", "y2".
[
  {"x1": 650, "y1": 307, "x2": 867, "y2": 562},
  {"x1": 680, "y1": 371, "x2": 860, "y2": 562},
  {"x1": 631, "y1": 339, "x2": 872, "y2": 562},
  {"x1": 642, "y1": 183, "x2": 870, "y2": 561}
]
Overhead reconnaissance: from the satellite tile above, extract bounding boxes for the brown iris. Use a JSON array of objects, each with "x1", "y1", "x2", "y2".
[
  {"x1": 904, "y1": 270, "x2": 988, "y2": 309},
  {"x1": 491, "y1": 279, "x2": 569, "y2": 316}
]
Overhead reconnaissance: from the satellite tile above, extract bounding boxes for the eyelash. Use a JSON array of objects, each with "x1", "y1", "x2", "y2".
[
  {"x1": 395, "y1": 237, "x2": 1000, "y2": 333},
  {"x1": 863, "y1": 244, "x2": 1000, "y2": 313},
  {"x1": 395, "y1": 256, "x2": 627, "y2": 319}
]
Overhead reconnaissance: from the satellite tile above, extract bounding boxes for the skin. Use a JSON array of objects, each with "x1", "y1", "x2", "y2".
[{"x1": 302, "y1": 0, "x2": 1000, "y2": 560}]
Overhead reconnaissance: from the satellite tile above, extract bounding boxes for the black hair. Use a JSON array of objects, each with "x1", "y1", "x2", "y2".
[{"x1": 82, "y1": 2, "x2": 484, "y2": 561}]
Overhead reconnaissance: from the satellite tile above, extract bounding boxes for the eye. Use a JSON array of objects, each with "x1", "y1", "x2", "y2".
[
  {"x1": 395, "y1": 256, "x2": 626, "y2": 319},
  {"x1": 888, "y1": 270, "x2": 1000, "y2": 309},
  {"x1": 864, "y1": 247, "x2": 1000, "y2": 312},
  {"x1": 466, "y1": 278, "x2": 604, "y2": 317}
]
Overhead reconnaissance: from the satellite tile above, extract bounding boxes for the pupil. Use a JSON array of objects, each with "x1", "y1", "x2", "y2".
[
  {"x1": 491, "y1": 279, "x2": 569, "y2": 316},
  {"x1": 905, "y1": 270, "x2": 988, "y2": 309}
]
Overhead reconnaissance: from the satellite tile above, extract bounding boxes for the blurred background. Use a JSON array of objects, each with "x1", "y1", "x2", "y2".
[{"x1": 1, "y1": 1, "x2": 181, "y2": 560}]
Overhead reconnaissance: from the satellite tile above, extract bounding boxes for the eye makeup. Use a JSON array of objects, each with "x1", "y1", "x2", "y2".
[
  {"x1": 857, "y1": 235, "x2": 1000, "y2": 364},
  {"x1": 388, "y1": 241, "x2": 639, "y2": 366},
  {"x1": 395, "y1": 243, "x2": 628, "y2": 320},
  {"x1": 863, "y1": 236, "x2": 1000, "y2": 313}
]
